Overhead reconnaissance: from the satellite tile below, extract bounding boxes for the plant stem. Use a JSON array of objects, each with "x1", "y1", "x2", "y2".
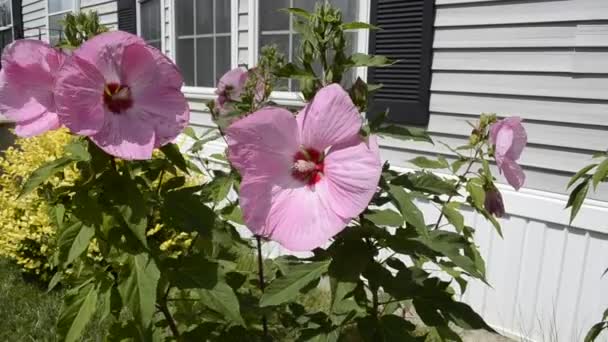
[
  {"x1": 433, "y1": 147, "x2": 482, "y2": 230},
  {"x1": 156, "y1": 169, "x2": 165, "y2": 195},
  {"x1": 256, "y1": 236, "x2": 269, "y2": 339},
  {"x1": 158, "y1": 286, "x2": 180, "y2": 339}
]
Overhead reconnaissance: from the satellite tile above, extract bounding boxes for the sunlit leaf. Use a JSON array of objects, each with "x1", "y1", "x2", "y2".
[{"x1": 260, "y1": 260, "x2": 330, "y2": 307}]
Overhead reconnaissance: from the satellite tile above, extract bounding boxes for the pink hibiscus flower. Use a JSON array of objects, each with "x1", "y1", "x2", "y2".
[
  {"x1": 490, "y1": 116, "x2": 527, "y2": 190},
  {"x1": 0, "y1": 40, "x2": 65, "y2": 137},
  {"x1": 214, "y1": 67, "x2": 264, "y2": 117},
  {"x1": 227, "y1": 84, "x2": 382, "y2": 251},
  {"x1": 55, "y1": 31, "x2": 189, "y2": 160}
]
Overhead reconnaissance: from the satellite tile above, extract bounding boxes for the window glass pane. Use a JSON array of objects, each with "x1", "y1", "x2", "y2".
[
  {"x1": 293, "y1": 0, "x2": 316, "y2": 13},
  {"x1": 216, "y1": 36, "x2": 231, "y2": 82},
  {"x1": 176, "y1": 38, "x2": 195, "y2": 86},
  {"x1": 49, "y1": 13, "x2": 66, "y2": 46},
  {"x1": 260, "y1": 0, "x2": 289, "y2": 31},
  {"x1": 196, "y1": 37, "x2": 213, "y2": 87},
  {"x1": 0, "y1": 29, "x2": 12, "y2": 52},
  {"x1": 215, "y1": 0, "x2": 231, "y2": 34},
  {"x1": 0, "y1": 0, "x2": 11, "y2": 27},
  {"x1": 141, "y1": 0, "x2": 161, "y2": 44},
  {"x1": 48, "y1": 0, "x2": 72, "y2": 14},
  {"x1": 260, "y1": 34, "x2": 289, "y2": 59},
  {"x1": 195, "y1": 0, "x2": 212, "y2": 34},
  {"x1": 176, "y1": 0, "x2": 194, "y2": 36}
]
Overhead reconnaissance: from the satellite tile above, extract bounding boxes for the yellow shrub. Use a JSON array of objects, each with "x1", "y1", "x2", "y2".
[{"x1": 0, "y1": 129, "x2": 78, "y2": 280}]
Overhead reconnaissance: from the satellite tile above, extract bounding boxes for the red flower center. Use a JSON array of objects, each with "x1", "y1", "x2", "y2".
[
  {"x1": 292, "y1": 148, "x2": 324, "y2": 185},
  {"x1": 103, "y1": 83, "x2": 133, "y2": 114}
]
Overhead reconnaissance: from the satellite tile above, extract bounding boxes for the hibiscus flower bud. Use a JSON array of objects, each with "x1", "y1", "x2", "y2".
[
  {"x1": 489, "y1": 117, "x2": 528, "y2": 190},
  {"x1": 214, "y1": 67, "x2": 264, "y2": 120},
  {"x1": 484, "y1": 187, "x2": 505, "y2": 218}
]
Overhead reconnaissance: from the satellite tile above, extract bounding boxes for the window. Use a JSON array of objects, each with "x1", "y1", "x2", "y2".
[
  {"x1": 138, "y1": 0, "x2": 161, "y2": 50},
  {"x1": 174, "y1": 0, "x2": 232, "y2": 88},
  {"x1": 367, "y1": 0, "x2": 435, "y2": 126},
  {"x1": 48, "y1": 0, "x2": 74, "y2": 46},
  {"x1": 258, "y1": 0, "x2": 361, "y2": 91},
  {"x1": 0, "y1": 0, "x2": 12, "y2": 51}
]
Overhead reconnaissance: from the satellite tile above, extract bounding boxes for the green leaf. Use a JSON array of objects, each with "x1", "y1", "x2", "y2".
[
  {"x1": 56, "y1": 221, "x2": 84, "y2": 266},
  {"x1": 566, "y1": 179, "x2": 590, "y2": 223},
  {"x1": 19, "y1": 157, "x2": 74, "y2": 197},
  {"x1": 118, "y1": 253, "x2": 160, "y2": 330},
  {"x1": 201, "y1": 172, "x2": 234, "y2": 204},
  {"x1": 182, "y1": 126, "x2": 198, "y2": 140},
  {"x1": 568, "y1": 163, "x2": 597, "y2": 189},
  {"x1": 198, "y1": 282, "x2": 244, "y2": 325},
  {"x1": 420, "y1": 231, "x2": 485, "y2": 280},
  {"x1": 349, "y1": 53, "x2": 393, "y2": 67},
  {"x1": 57, "y1": 282, "x2": 99, "y2": 342},
  {"x1": 392, "y1": 172, "x2": 458, "y2": 196},
  {"x1": 341, "y1": 21, "x2": 379, "y2": 30},
  {"x1": 380, "y1": 315, "x2": 417, "y2": 341},
  {"x1": 115, "y1": 180, "x2": 148, "y2": 248},
  {"x1": 365, "y1": 209, "x2": 403, "y2": 227},
  {"x1": 282, "y1": 7, "x2": 312, "y2": 18},
  {"x1": 66, "y1": 224, "x2": 95, "y2": 265},
  {"x1": 162, "y1": 188, "x2": 215, "y2": 234},
  {"x1": 170, "y1": 255, "x2": 219, "y2": 289},
  {"x1": 466, "y1": 178, "x2": 485, "y2": 209},
  {"x1": 442, "y1": 203, "x2": 465, "y2": 232},
  {"x1": 387, "y1": 185, "x2": 427, "y2": 236},
  {"x1": 585, "y1": 322, "x2": 608, "y2": 342},
  {"x1": 260, "y1": 260, "x2": 330, "y2": 307},
  {"x1": 410, "y1": 156, "x2": 449, "y2": 169},
  {"x1": 221, "y1": 203, "x2": 244, "y2": 224},
  {"x1": 376, "y1": 125, "x2": 433, "y2": 144},
  {"x1": 593, "y1": 158, "x2": 608, "y2": 189},
  {"x1": 160, "y1": 143, "x2": 189, "y2": 174},
  {"x1": 65, "y1": 139, "x2": 91, "y2": 161}
]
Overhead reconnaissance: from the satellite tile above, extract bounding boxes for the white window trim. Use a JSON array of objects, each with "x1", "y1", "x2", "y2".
[
  {"x1": 249, "y1": 0, "x2": 371, "y2": 104},
  {"x1": 46, "y1": 0, "x2": 80, "y2": 44},
  {"x1": 136, "y1": 0, "x2": 166, "y2": 52},
  {"x1": 169, "y1": 0, "x2": 239, "y2": 97}
]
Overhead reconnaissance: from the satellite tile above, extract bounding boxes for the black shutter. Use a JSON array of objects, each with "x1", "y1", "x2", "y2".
[
  {"x1": 11, "y1": 0, "x2": 22, "y2": 39},
  {"x1": 367, "y1": 0, "x2": 435, "y2": 127},
  {"x1": 118, "y1": 0, "x2": 137, "y2": 34}
]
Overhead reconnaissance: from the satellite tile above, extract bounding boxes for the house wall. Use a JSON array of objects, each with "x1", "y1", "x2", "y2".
[{"x1": 9, "y1": 0, "x2": 608, "y2": 341}]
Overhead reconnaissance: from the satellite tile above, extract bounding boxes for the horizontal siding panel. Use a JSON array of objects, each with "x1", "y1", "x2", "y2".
[
  {"x1": 430, "y1": 93, "x2": 608, "y2": 127},
  {"x1": 81, "y1": 0, "x2": 114, "y2": 7},
  {"x1": 22, "y1": 0, "x2": 45, "y2": 14},
  {"x1": 435, "y1": 0, "x2": 608, "y2": 27},
  {"x1": 436, "y1": 0, "x2": 512, "y2": 4},
  {"x1": 433, "y1": 49, "x2": 574, "y2": 73},
  {"x1": 81, "y1": 1, "x2": 117, "y2": 15},
  {"x1": 431, "y1": 72, "x2": 608, "y2": 100},
  {"x1": 577, "y1": 24, "x2": 608, "y2": 47},
  {"x1": 427, "y1": 113, "x2": 608, "y2": 151}
]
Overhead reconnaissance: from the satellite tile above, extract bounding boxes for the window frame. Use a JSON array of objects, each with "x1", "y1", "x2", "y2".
[
  {"x1": 46, "y1": 0, "x2": 79, "y2": 45},
  {"x1": 169, "y1": 0, "x2": 239, "y2": 96},
  {"x1": 249, "y1": 0, "x2": 370, "y2": 103},
  {"x1": 0, "y1": 0, "x2": 13, "y2": 49},
  {"x1": 136, "y1": 0, "x2": 165, "y2": 51}
]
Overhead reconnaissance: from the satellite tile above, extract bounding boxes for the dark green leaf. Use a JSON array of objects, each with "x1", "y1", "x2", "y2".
[
  {"x1": 466, "y1": 178, "x2": 485, "y2": 209},
  {"x1": 567, "y1": 179, "x2": 590, "y2": 223},
  {"x1": 118, "y1": 253, "x2": 160, "y2": 330},
  {"x1": 585, "y1": 322, "x2": 608, "y2": 342},
  {"x1": 442, "y1": 203, "x2": 464, "y2": 232},
  {"x1": 57, "y1": 282, "x2": 98, "y2": 342},
  {"x1": 221, "y1": 203, "x2": 244, "y2": 224},
  {"x1": 201, "y1": 173, "x2": 234, "y2": 204},
  {"x1": 198, "y1": 282, "x2": 244, "y2": 325},
  {"x1": 388, "y1": 185, "x2": 427, "y2": 236},
  {"x1": 66, "y1": 224, "x2": 95, "y2": 265},
  {"x1": 376, "y1": 125, "x2": 433, "y2": 144},
  {"x1": 392, "y1": 172, "x2": 458, "y2": 196},
  {"x1": 19, "y1": 157, "x2": 73, "y2": 197},
  {"x1": 568, "y1": 163, "x2": 597, "y2": 189},
  {"x1": 410, "y1": 156, "x2": 449, "y2": 169},
  {"x1": 260, "y1": 260, "x2": 330, "y2": 307},
  {"x1": 162, "y1": 188, "x2": 215, "y2": 234},
  {"x1": 593, "y1": 158, "x2": 608, "y2": 189},
  {"x1": 170, "y1": 255, "x2": 219, "y2": 289},
  {"x1": 349, "y1": 53, "x2": 393, "y2": 67},
  {"x1": 365, "y1": 209, "x2": 403, "y2": 227},
  {"x1": 341, "y1": 21, "x2": 379, "y2": 30},
  {"x1": 380, "y1": 315, "x2": 417, "y2": 341},
  {"x1": 160, "y1": 143, "x2": 189, "y2": 174},
  {"x1": 282, "y1": 7, "x2": 312, "y2": 18}
]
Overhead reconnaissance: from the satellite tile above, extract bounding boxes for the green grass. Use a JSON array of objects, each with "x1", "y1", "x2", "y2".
[{"x1": 0, "y1": 259, "x2": 107, "y2": 342}]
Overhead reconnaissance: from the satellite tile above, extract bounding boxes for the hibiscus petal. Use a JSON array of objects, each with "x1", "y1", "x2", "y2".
[
  {"x1": 239, "y1": 176, "x2": 349, "y2": 251},
  {"x1": 226, "y1": 107, "x2": 300, "y2": 178},
  {"x1": 55, "y1": 55, "x2": 107, "y2": 135},
  {"x1": 133, "y1": 87, "x2": 189, "y2": 147},
  {"x1": 122, "y1": 44, "x2": 184, "y2": 94},
  {"x1": 76, "y1": 31, "x2": 145, "y2": 84},
  {"x1": 90, "y1": 111, "x2": 156, "y2": 160},
  {"x1": 324, "y1": 135, "x2": 382, "y2": 218},
  {"x1": 14, "y1": 111, "x2": 60, "y2": 137},
  {"x1": 494, "y1": 124, "x2": 513, "y2": 159},
  {"x1": 503, "y1": 117, "x2": 527, "y2": 161},
  {"x1": 297, "y1": 84, "x2": 362, "y2": 151},
  {"x1": 500, "y1": 157, "x2": 526, "y2": 190},
  {"x1": 0, "y1": 40, "x2": 64, "y2": 130}
]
